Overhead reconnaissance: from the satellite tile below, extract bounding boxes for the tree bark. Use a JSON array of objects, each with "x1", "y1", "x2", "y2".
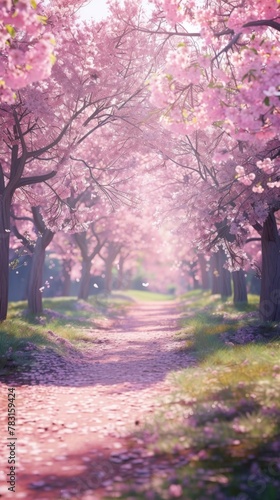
[
  {"x1": 218, "y1": 248, "x2": 232, "y2": 298},
  {"x1": 259, "y1": 211, "x2": 280, "y2": 321},
  {"x1": 102, "y1": 242, "x2": 122, "y2": 294},
  {"x1": 61, "y1": 260, "x2": 72, "y2": 296},
  {"x1": 192, "y1": 273, "x2": 200, "y2": 289},
  {"x1": 78, "y1": 258, "x2": 92, "y2": 300},
  {"x1": 27, "y1": 229, "x2": 54, "y2": 315},
  {"x1": 74, "y1": 231, "x2": 105, "y2": 300},
  {"x1": 0, "y1": 196, "x2": 11, "y2": 321},
  {"x1": 117, "y1": 255, "x2": 125, "y2": 290},
  {"x1": 104, "y1": 259, "x2": 114, "y2": 294},
  {"x1": 198, "y1": 253, "x2": 210, "y2": 290},
  {"x1": 211, "y1": 252, "x2": 220, "y2": 294},
  {"x1": 211, "y1": 247, "x2": 232, "y2": 298},
  {"x1": 232, "y1": 269, "x2": 248, "y2": 305}
]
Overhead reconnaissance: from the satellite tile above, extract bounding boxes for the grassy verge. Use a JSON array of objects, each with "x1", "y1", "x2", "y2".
[
  {"x1": 0, "y1": 290, "x2": 173, "y2": 374},
  {"x1": 0, "y1": 295, "x2": 131, "y2": 375},
  {"x1": 111, "y1": 290, "x2": 175, "y2": 302},
  {"x1": 120, "y1": 291, "x2": 280, "y2": 500}
]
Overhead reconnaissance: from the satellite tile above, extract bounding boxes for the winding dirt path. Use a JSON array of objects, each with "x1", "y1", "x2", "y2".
[{"x1": 0, "y1": 301, "x2": 195, "y2": 500}]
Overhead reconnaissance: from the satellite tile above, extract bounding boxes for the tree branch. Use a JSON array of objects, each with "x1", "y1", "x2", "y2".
[
  {"x1": 27, "y1": 100, "x2": 89, "y2": 159},
  {"x1": 0, "y1": 162, "x2": 5, "y2": 194},
  {"x1": 74, "y1": 232, "x2": 89, "y2": 261},
  {"x1": 10, "y1": 212, "x2": 34, "y2": 224},
  {"x1": 32, "y1": 206, "x2": 46, "y2": 234},
  {"x1": 212, "y1": 33, "x2": 242, "y2": 62},
  {"x1": 245, "y1": 237, "x2": 261, "y2": 243},
  {"x1": 17, "y1": 170, "x2": 57, "y2": 188},
  {"x1": 252, "y1": 222, "x2": 263, "y2": 235},
  {"x1": 5, "y1": 112, "x2": 28, "y2": 197},
  {"x1": 11, "y1": 221, "x2": 35, "y2": 254},
  {"x1": 243, "y1": 19, "x2": 280, "y2": 32}
]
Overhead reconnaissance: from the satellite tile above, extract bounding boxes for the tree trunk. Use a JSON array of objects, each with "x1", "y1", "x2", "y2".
[
  {"x1": 27, "y1": 229, "x2": 54, "y2": 315},
  {"x1": 74, "y1": 231, "x2": 104, "y2": 300},
  {"x1": 232, "y1": 269, "x2": 248, "y2": 305},
  {"x1": 61, "y1": 260, "x2": 71, "y2": 296},
  {"x1": 78, "y1": 258, "x2": 92, "y2": 300},
  {"x1": 218, "y1": 248, "x2": 232, "y2": 298},
  {"x1": 192, "y1": 273, "x2": 200, "y2": 289},
  {"x1": 211, "y1": 252, "x2": 220, "y2": 294},
  {"x1": 0, "y1": 196, "x2": 11, "y2": 321},
  {"x1": 260, "y1": 211, "x2": 280, "y2": 321},
  {"x1": 211, "y1": 247, "x2": 232, "y2": 298},
  {"x1": 198, "y1": 253, "x2": 210, "y2": 290},
  {"x1": 102, "y1": 242, "x2": 121, "y2": 294},
  {"x1": 104, "y1": 259, "x2": 114, "y2": 294},
  {"x1": 117, "y1": 256, "x2": 125, "y2": 290}
]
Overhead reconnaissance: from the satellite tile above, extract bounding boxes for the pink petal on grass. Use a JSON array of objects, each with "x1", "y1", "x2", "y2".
[{"x1": 169, "y1": 484, "x2": 183, "y2": 497}]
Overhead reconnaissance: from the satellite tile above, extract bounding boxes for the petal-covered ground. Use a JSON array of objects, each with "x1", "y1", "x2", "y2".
[{"x1": 0, "y1": 301, "x2": 195, "y2": 499}]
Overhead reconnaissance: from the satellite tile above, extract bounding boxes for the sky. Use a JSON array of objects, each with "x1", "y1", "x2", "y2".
[{"x1": 79, "y1": 0, "x2": 109, "y2": 21}]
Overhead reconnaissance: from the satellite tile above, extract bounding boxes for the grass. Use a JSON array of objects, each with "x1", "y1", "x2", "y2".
[
  {"x1": 116, "y1": 290, "x2": 280, "y2": 500},
  {"x1": 0, "y1": 290, "x2": 173, "y2": 374},
  {"x1": 0, "y1": 318, "x2": 59, "y2": 373},
  {"x1": 181, "y1": 289, "x2": 260, "y2": 312},
  {"x1": 0, "y1": 294, "x2": 132, "y2": 374},
  {"x1": 2, "y1": 289, "x2": 280, "y2": 498},
  {"x1": 111, "y1": 289, "x2": 175, "y2": 302}
]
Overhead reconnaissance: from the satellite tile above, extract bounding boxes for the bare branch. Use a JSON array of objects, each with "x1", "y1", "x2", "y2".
[
  {"x1": 27, "y1": 100, "x2": 89, "y2": 159},
  {"x1": 212, "y1": 33, "x2": 242, "y2": 62},
  {"x1": 0, "y1": 163, "x2": 5, "y2": 194},
  {"x1": 243, "y1": 19, "x2": 280, "y2": 32},
  {"x1": 18, "y1": 170, "x2": 57, "y2": 188},
  {"x1": 245, "y1": 237, "x2": 261, "y2": 243}
]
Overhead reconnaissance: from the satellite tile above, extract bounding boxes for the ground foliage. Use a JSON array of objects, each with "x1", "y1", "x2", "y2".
[
  {"x1": 1, "y1": 292, "x2": 280, "y2": 499},
  {"x1": 120, "y1": 291, "x2": 280, "y2": 500},
  {"x1": 0, "y1": 294, "x2": 131, "y2": 375}
]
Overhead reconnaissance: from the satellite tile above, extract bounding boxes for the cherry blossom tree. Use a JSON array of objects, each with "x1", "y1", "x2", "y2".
[
  {"x1": 48, "y1": 233, "x2": 79, "y2": 297},
  {"x1": 26, "y1": 206, "x2": 54, "y2": 313},
  {"x1": 74, "y1": 219, "x2": 107, "y2": 300},
  {"x1": 133, "y1": 0, "x2": 280, "y2": 318},
  {"x1": 97, "y1": 201, "x2": 157, "y2": 295},
  {"x1": 148, "y1": 0, "x2": 280, "y2": 141},
  {"x1": 5, "y1": 0, "x2": 280, "y2": 320},
  {"x1": 0, "y1": 0, "x2": 160, "y2": 320},
  {"x1": 0, "y1": 0, "x2": 56, "y2": 103},
  {"x1": 141, "y1": 125, "x2": 252, "y2": 300}
]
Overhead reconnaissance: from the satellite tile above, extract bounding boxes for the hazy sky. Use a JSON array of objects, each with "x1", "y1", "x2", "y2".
[{"x1": 79, "y1": 0, "x2": 109, "y2": 21}]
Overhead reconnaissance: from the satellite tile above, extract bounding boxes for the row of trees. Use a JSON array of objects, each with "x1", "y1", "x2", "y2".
[
  {"x1": 0, "y1": 0, "x2": 279, "y2": 321},
  {"x1": 130, "y1": 0, "x2": 280, "y2": 320},
  {"x1": 0, "y1": 0, "x2": 160, "y2": 319}
]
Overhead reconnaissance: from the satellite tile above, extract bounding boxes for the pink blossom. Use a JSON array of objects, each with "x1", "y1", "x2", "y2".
[
  {"x1": 235, "y1": 165, "x2": 245, "y2": 176},
  {"x1": 252, "y1": 185, "x2": 264, "y2": 193},
  {"x1": 256, "y1": 158, "x2": 275, "y2": 174},
  {"x1": 169, "y1": 484, "x2": 183, "y2": 497},
  {"x1": 263, "y1": 86, "x2": 280, "y2": 97},
  {"x1": 267, "y1": 181, "x2": 280, "y2": 188}
]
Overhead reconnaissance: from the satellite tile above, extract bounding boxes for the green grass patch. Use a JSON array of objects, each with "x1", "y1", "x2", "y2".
[
  {"x1": 0, "y1": 294, "x2": 131, "y2": 374},
  {"x1": 0, "y1": 317, "x2": 62, "y2": 374},
  {"x1": 88, "y1": 293, "x2": 134, "y2": 313},
  {"x1": 181, "y1": 289, "x2": 259, "y2": 313},
  {"x1": 113, "y1": 289, "x2": 175, "y2": 302}
]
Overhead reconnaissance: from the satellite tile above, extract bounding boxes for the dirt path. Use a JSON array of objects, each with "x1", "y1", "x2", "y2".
[{"x1": 0, "y1": 301, "x2": 195, "y2": 500}]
